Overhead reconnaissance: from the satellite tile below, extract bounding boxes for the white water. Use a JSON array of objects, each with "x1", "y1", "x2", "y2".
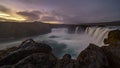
[
  {"x1": 75, "y1": 27, "x2": 79, "y2": 34},
  {"x1": 0, "y1": 26, "x2": 120, "y2": 58},
  {"x1": 85, "y1": 26, "x2": 120, "y2": 46}
]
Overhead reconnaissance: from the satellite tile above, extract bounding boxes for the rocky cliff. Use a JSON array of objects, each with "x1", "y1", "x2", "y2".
[
  {"x1": 0, "y1": 22, "x2": 51, "y2": 42},
  {"x1": 0, "y1": 30, "x2": 120, "y2": 68}
]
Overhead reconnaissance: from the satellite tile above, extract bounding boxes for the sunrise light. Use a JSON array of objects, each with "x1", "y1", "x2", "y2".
[
  {"x1": 42, "y1": 21, "x2": 63, "y2": 24},
  {"x1": 0, "y1": 12, "x2": 26, "y2": 21}
]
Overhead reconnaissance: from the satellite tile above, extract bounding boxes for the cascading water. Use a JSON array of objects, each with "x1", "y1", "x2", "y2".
[
  {"x1": 85, "y1": 26, "x2": 120, "y2": 46},
  {"x1": 75, "y1": 27, "x2": 79, "y2": 34}
]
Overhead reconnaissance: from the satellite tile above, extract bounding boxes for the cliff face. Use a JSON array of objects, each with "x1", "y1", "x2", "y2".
[
  {"x1": 0, "y1": 30, "x2": 120, "y2": 68},
  {"x1": 0, "y1": 22, "x2": 51, "y2": 41}
]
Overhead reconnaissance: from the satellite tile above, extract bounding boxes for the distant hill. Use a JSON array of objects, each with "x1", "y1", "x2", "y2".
[{"x1": 69, "y1": 21, "x2": 120, "y2": 26}]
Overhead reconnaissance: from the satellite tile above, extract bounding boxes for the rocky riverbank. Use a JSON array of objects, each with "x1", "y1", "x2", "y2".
[{"x1": 0, "y1": 30, "x2": 120, "y2": 68}]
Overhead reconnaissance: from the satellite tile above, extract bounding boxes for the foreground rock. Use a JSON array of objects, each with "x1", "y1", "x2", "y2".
[
  {"x1": 77, "y1": 44, "x2": 108, "y2": 68},
  {"x1": 54, "y1": 54, "x2": 76, "y2": 68},
  {"x1": 14, "y1": 53, "x2": 56, "y2": 68},
  {"x1": 0, "y1": 39, "x2": 52, "y2": 66},
  {"x1": 102, "y1": 45, "x2": 120, "y2": 68},
  {"x1": 102, "y1": 30, "x2": 120, "y2": 68}
]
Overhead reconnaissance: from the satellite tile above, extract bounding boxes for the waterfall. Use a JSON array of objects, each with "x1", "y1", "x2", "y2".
[
  {"x1": 75, "y1": 27, "x2": 79, "y2": 34},
  {"x1": 85, "y1": 26, "x2": 120, "y2": 46}
]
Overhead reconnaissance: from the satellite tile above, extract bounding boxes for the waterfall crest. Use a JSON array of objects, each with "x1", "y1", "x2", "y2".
[
  {"x1": 75, "y1": 27, "x2": 79, "y2": 34},
  {"x1": 85, "y1": 26, "x2": 119, "y2": 46}
]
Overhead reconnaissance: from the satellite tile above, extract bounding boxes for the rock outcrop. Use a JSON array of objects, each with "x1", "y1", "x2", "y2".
[
  {"x1": 0, "y1": 39, "x2": 53, "y2": 66},
  {"x1": 102, "y1": 30, "x2": 120, "y2": 68},
  {"x1": 54, "y1": 54, "x2": 76, "y2": 68},
  {"x1": 0, "y1": 22, "x2": 51, "y2": 40},
  {"x1": 14, "y1": 53, "x2": 56, "y2": 68},
  {"x1": 104, "y1": 30, "x2": 120, "y2": 45},
  {"x1": 77, "y1": 44, "x2": 108, "y2": 68}
]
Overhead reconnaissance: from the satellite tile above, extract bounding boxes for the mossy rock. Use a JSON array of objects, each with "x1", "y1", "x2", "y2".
[{"x1": 104, "y1": 30, "x2": 120, "y2": 45}]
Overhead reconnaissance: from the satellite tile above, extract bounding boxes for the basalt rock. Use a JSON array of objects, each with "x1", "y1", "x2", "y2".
[
  {"x1": 0, "y1": 39, "x2": 52, "y2": 66},
  {"x1": 0, "y1": 47, "x2": 18, "y2": 59},
  {"x1": 54, "y1": 54, "x2": 76, "y2": 68},
  {"x1": 104, "y1": 30, "x2": 120, "y2": 45},
  {"x1": 77, "y1": 44, "x2": 108, "y2": 68},
  {"x1": 102, "y1": 45, "x2": 120, "y2": 68},
  {"x1": 102, "y1": 30, "x2": 120, "y2": 68},
  {"x1": 14, "y1": 53, "x2": 57, "y2": 68},
  {"x1": 0, "y1": 65, "x2": 12, "y2": 68}
]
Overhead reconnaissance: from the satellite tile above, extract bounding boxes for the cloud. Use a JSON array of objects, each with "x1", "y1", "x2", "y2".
[
  {"x1": 0, "y1": 17, "x2": 16, "y2": 22},
  {"x1": 0, "y1": 5, "x2": 11, "y2": 13},
  {"x1": 17, "y1": 11, "x2": 41, "y2": 21},
  {"x1": 41, "y1": 16, "x2": 59, "y2": 21},
  {"x1": 1, "y1": 0, "x2": 120, "y2": 23}
]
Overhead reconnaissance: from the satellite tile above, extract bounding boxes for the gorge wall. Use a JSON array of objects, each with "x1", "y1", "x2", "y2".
[{"x1": 0, "y1": 22, "x2": 51, "y2": 41}]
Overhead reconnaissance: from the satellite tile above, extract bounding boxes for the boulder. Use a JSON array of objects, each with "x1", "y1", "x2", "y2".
[
  {"x1": 14, "y1": 53, "x2": 57, "y2": 68},
  {"x1": 0, "y1": 39, "x2": 52, "y2": 66},
  {"x1": 0, "y1": 47, "x2": 18, "y2": 59},
  {"x1": 102, "y1": 30, "x2": 120, "y2": 68},
  {"x1": 0, "y1": 65, "x2": 12, "y2": 68},
  {"x1": 104, "y1": 30, "x2": 120, "y2": 45},
  {"x1": 102, "y1": 45, "x2": 120, "y2": 68},
  {"x1": 77, "y1": 44, "x2": 108, "y2": 68},
  {"x1": 54, "y1": 54, "x2": 76, "y2": 68}
]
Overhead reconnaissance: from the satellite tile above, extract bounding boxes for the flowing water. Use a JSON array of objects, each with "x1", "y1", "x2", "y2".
[{"x1": 0, "y1": 26, "x2": 120, "y2": 58}]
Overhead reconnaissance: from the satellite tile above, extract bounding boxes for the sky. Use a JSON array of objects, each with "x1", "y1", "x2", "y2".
[{"x1": 0, "y1": 0, "x2": 120, "y2": 24}]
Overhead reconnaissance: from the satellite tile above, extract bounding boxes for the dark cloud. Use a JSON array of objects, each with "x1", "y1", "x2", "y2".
[
  {"x1": 0, "y1": 5, "x2": 10, "y2": 13},
  {"x1": 17, "y1": 11, "x2": 41, "y2": 21},
  {"x1": 41, "y1": 16, "x2": 59, "y2": 21}
]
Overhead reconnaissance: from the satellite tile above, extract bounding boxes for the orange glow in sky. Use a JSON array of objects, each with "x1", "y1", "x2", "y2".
[
  {"x1": 42, "y1": 21, "x2": 63, "y2": 24},
  {"x1": 0, "y1": 12, "x2": 26, "y2": 21}
]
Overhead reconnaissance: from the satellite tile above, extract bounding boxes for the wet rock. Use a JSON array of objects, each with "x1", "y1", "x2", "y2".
[
  {"x1": 102, "y1": 45, "x2": 120, "y2": 68},
  {"x1": 54, "y1": 54, "x2": 76, "y2": 68},
  {"x1": 14, "y1": 53, "x2": 57, "y2": 68},
  {"x1": 0, "y1": 47, "x2": 18, "y2": 59},
  {"x1": 77, "y1": 44, "x2": 108, "y2": 68},
  {"x1": 49, "y1": 35, "x2": 60, "y2": 38},
  {"x1": 18, "y1": 39, "x2": 52, "y2": 53},
  {"x1": 0, "y1": 65, "x2": 12, "y2": 68},
  {"x1": 0, "y1": 39, "x2": 52, "y2": 66},
  {"x1": 104, "y1": 30, "x2": 120, "y2": 45},
  {"x1": 102, "y1": 30, "x2": 120, "y2": 68}
]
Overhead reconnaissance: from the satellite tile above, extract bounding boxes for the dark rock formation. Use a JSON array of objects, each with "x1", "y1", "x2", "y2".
[
  {"x1": 0, "y1": 22, "x2": 51, "y2": 42},
  {"x1": 0, "y1": 47, "x2": 18, "y2": 59},
  {"x1": 102, "y1": 45, "x2": 120, "y2": 68},
  {"x1": 104, "y1": 30, "x2": 120, "y2": 45},
  {"x1": 77, "y1": 44, "x2": 108, "y2": 68},
  {"x1": 0, "y1": 39, "x2": 52, "y2": 66},
  {"x1": 102, "y1": 30, "x2": 120, "y2": 68},
  {"x1": 49, "y1": 35, "x2": 60, "y2": 38},
  {"x1": 14, "y1": 53, "x2": 56, "y2": 68},
  {"x1": 54, "y1": 54, "x2": 76, "y2": 68},
  {"x1": 0, "y1": 65, "x2": 12, "y2": 68}
]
